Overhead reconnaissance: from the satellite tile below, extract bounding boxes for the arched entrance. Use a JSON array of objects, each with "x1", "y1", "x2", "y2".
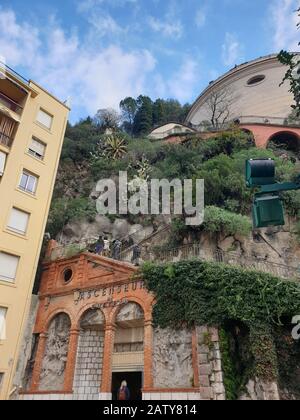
[
  {"x1": 73, "y1": 309, "x2": 105, "y2": 400},
  {"x1": 39, "y1": 313, "x2": 71, "y2": 391},
  {"x1": 111, "y1": 302, "x2": 144, "y2": 400},
  {"x1": 268, "y1": 131, "x2": 300, "y2": 154}
]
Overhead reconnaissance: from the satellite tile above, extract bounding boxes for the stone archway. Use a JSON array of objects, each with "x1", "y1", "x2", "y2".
[
  {"x1": 268, "y1": 130, "x2": 300, "y2": 154},
  {"x1": 73, "y1": 308, "x2": 105, "y2": 400},
  {"x1": 39, "y1": 313, "x2": 71, "y2": 391}
]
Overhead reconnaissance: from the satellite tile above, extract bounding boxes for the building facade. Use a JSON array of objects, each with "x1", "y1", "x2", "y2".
[
  {"x1": 0, "y1": 63, "x2": 69, "y2": 400},
  {"x1": 19, "y1": 248, "x2": 226, "y2": 401},
  {"x1": 186, "y1": 54, "x2": 296, "y2": 129},
  {"x1": 148, "y1": 123, "x2": 196, "y2": 141}
]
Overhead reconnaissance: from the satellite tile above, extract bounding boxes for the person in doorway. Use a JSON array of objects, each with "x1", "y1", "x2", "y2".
[{"x1": 117, "y1": 380, "x2": 130, "y2": 401}]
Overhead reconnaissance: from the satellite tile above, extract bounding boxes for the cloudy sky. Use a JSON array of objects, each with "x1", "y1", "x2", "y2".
[{"x1": 0, "y1": 0, "x2": 299, "y2": 123}]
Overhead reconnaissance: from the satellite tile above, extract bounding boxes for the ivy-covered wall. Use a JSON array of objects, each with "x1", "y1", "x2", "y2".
[{"x1": 142, "y1": 260, "x2": 300, "y2": 399}]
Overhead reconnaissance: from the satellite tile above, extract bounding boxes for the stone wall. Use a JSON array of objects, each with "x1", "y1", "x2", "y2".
[
  {"x1": 39, "y1": 314, "x2": 70, "y2": 391},
  {"x1": 153, "y1": 327, "x2": 193, "y2": 389},
  {"x1": 197, "y1": 326, "x2": 226, "y2": 400},
  {"x1": 73, "y1": 329, "x2": 104, "y2": 400},
  {"x1": 11, "y1": 295, "x2": 39, "y2": 398},
  {"x1": 239, "y1": 378, "x2": 280, "y2": 400}
]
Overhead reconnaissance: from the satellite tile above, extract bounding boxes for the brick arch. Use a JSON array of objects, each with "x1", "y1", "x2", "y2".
[
  {"x1": 267, "y1": 130, "x2": 300, "y2": 152},
  {"x1": 240, "y1": 124, "x2": 300, "y2": 148},
  {"x1": 109, "y1": 297, "x2": 147, "y2": 325},
  {"x1": 75, "y1": 303, "x2": 107, "y2": 330},
  {"x1": 44, "y1": 308, "x2": 73, "y2": 332}
]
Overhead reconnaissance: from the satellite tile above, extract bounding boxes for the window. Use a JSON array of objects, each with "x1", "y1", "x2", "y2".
[
  {"x1": 0, "y1": 308, "x2": 7, "y2": 340},
  {"x1": 7, "y1": 208, "x2": 30, "y2": 235},
  {"x1": 0, "y1": 252, "x2": 19, "y2": 283},
  {"x1": 36, "y1": 109, "x2": 53, "y2": 130},
  {"x1": 28, "y1": 137, "x2": 46, "y2": 160},
  {"x1": 0, "y1": 151, "x2": 6, "y2": 176},
  {"x1": 19, "y1": 171, "x2": 38, "y2": 194},
  {"x1": 63, "y1": 268, "x2": 73, "y2": 284},
  {"x1": 247, "y1": 75, "x2": 266, "y2": 86}
]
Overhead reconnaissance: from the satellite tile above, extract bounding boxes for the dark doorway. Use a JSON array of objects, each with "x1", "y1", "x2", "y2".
[
  {"x1": 268, "y1": 131, "x2": 300, "y2": 154},
  {"x1": 112, "y1": 371, "x2": 143, "y2": 401}
]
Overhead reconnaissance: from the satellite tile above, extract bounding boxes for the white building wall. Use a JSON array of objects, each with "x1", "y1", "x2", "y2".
[{"x1": 187, "y1": 55, "x2": 295, "y2": 127}]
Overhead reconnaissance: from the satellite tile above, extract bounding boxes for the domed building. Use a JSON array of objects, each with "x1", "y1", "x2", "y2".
[{"x1": 185, "y1": 54, "x2": 300, "y2": 151}]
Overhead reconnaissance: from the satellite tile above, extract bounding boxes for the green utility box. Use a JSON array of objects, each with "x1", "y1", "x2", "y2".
[
  {"x1": 252, "y1": 195, "x2": 285, "y2": 228},
  {"x1": 246, "y1": 159, "x2": 275, "y2": 187}
]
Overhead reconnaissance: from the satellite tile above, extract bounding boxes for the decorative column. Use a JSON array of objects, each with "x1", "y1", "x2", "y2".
[
  {"x1": 143, "y1": 318, "x2": 153, "y2": 389},
  {"x1": 63, "y1": 328, "x2": 80, "y2": 392},
  {"x1": 30, "y1": 333, "x2": 48, "y2": 391},
  {"x1": 100, "y1": 323, "x2": 116, "y2": 395},
  {"x1": 192, "y1": 327, "x2": 200, "y2": 388}
]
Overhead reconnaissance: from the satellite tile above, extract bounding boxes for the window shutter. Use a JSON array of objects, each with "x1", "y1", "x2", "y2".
[
  {"x1": 29, "y1": 138, "x2": 45, "y2": 158},
  {"x1": 0, "y1": 308, "x2": 7, "y2": 340},
  {"x1": 0, "y1": 151, "x2": 6, "y2": 175},
  {"x1": 0, "y1": 252, "x2": 19, "y2": 282},
  {"x1": 7, "y1": 208, "x2": 30, "y2": 234},
  {"x1": 37, "y1": 109, "x2": 53, "y2": 129}
]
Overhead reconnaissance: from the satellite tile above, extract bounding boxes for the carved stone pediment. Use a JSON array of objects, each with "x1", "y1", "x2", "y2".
[{"x1": 86, "y1": 255, "x2": 136, "y2": 285}]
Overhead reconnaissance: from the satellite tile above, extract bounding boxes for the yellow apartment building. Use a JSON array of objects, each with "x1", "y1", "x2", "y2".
[{"x1": 0, "y1": 62, "x2": 69, "y2": 400}]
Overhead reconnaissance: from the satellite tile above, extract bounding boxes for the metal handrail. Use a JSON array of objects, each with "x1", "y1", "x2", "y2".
[
  {"x1": 0, "y1": 91, "x2": 23, "y2": 114},
  {"x1": 46, "y1": 235, "x2": 299, "y2": 280},
  {"x1": 0, "y1": 131, "x2": 12, "y2": 147},
  {"x1": 0, "y1": 61, "x2": 29, "y2": 85}
]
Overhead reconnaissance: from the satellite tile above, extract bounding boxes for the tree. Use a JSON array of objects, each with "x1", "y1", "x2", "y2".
[
  {"x1": 278, "y1": 8, "x2": 300, "y2": 114},
  {"x1": 133, "y1": 95, "x2": 153, "y2": 136},
  {"x1": 119, "y1": 97, "x2": 138, "y2": 134},
  {"x1": 94, "y1": 108, "x2": 121, "y2": 131},
  {"x1": 153, "y1": 99, "x2": 167, "y2": 126},
  {"x1": 204, "y1": 87, "x2": 237, "y2": 129}
]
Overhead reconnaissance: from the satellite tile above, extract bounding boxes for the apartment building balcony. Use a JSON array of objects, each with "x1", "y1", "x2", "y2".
[
  {"x1": 0, "y1": 70, "x2": 28, "y2": 122},
  {"x1": 0, "y1": 112, "x2": 17, "y2": 148},
  {"x1": 0, "y1": 91, "x2": 23, "y2": 115}
]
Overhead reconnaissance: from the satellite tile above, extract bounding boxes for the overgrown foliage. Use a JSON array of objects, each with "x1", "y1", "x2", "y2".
[
  {"x1": 142, "y1": 260, "x2": 300, "y2": 329},
  {"x1": 142, "y1": 260, "x2": 300, "y2": 395}
]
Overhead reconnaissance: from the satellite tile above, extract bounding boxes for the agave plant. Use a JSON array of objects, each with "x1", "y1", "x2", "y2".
[
  {"x1": 104, "y1": 134, "x2": 128, "y2": 160},
  {"x1": 90, "y1": 133, "x2": 128, "y2": 161}
]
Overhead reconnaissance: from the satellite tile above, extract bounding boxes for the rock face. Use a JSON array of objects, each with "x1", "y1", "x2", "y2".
[
  {"x1": 58, "y1": 215, "x2": 154, "y2": 245},
  {"x1": 239, "y1": 378, "x2": 280, "y2": 400},
  {"x1": 39, "y1": 314, "x2": 71, "y2": 391},
  {"x1": 153, "y1": 327, "x2": 193, "y2": 388}
]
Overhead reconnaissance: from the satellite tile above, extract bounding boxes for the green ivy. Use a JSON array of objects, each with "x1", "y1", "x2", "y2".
[
  {"x1": 142, "y1": 260, "x2": 300, "y2": 329},
  {"x1": 142, "y1": 260, "x2": 300, "y2": 391}
]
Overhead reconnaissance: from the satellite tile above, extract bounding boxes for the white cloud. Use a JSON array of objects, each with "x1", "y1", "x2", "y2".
[
  {"x1": 77, "y1": 0, "x2": 137, "y2": 13},
  {"x1": 0, "y1": 8, "x2": 156, "y2": 120},
  {"x1": 270, "y1": 0, "x2": 300, "y2": 51},
  {"x1": 222, "y1": 33, "x2": 244, "y2": 67},
  {"x1": 195, "y1": 9, "x2": 206, "y2": 28},
  {"x1": 148, "y1": 16, "x2": 183, "y2": 39},
  {"x1": 167, "y1": 58, "x2": 199, "y2": 102},
  {"x1": 87, "y1": 12, "x2": 125, "y2": 37}
]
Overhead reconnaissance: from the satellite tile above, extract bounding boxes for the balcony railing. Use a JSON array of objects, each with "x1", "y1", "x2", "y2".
[
  {"x1": 0, "y1": 91, "x2": 23, "y2": 115},
  {"x1": 0, "y1": 131, "x2": 12, "y2": 148},
  {"x1": 46, "y1": 237, "x2": 300, "y2": 281}
]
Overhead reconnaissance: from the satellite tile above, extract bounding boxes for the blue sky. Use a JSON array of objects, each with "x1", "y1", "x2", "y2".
[{"x1": 0, "y1": 0, "x2": 299, "y2": 123}]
